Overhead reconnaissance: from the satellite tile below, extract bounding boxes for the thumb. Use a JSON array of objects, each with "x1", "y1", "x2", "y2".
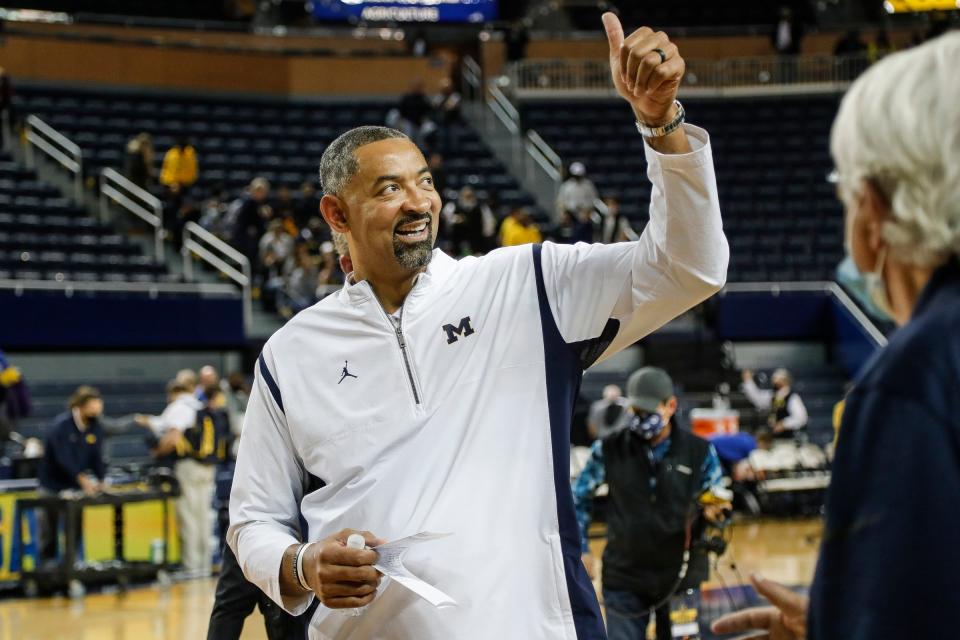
[
  {"x1": 601, "y1": 12, "x2": 624, "y2": 60},
  {"x1": 752, "y1": 574, "x2": 806, "y2": 615}
]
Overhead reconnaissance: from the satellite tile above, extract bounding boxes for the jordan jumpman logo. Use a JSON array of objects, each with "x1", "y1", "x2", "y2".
[{"x1": 338, "y1": 360, "x2": 358, "y2": 384}]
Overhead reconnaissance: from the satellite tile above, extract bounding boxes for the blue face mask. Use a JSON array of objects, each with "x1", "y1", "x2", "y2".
[
  {"x1": 627, "y1": 411, "x2": 666, "y2": 441},
  {"x1": 835, "y1": 255, "x2": 894, "y2": 323}
]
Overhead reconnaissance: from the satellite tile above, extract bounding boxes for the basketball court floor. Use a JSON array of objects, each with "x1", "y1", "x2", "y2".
[{"x1": 0, "y1": 518, "x2": 823, "y2": 639}]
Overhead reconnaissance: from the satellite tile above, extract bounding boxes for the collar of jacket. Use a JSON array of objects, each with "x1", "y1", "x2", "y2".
[
  {"x1": 337, "y1": 249, "x2": 457, "y2": 306},
  {"x1": 911, "y1": 255, "x2": 960, "y2": 321}
]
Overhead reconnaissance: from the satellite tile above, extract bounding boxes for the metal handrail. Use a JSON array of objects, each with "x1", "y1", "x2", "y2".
[
  {"x1": 23, "y1": 115, "x2": 83, "y2": 202},
  {"x1": 720, "y1": 280, "x2": 887, "y2": 347},
  {"x1": 100, "y1": 168, "x2": 165, "y2": 261},
  {"x1": 181, "y1": 221, "x2": 252, "y2": 335},
  {"x1": 487, "y1": 83, "x2": 520, "y2": 134},
  {"x1": 0, "y1": 278, "x2": 238, "y2": 297},
  {"x1": 507, "y1": 53, "x2": 873, "y2": 97}
]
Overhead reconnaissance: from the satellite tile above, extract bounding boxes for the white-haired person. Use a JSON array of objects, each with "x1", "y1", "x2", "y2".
[{"x1": 713, "y1": 32, "x2": 960, "y2": 640}]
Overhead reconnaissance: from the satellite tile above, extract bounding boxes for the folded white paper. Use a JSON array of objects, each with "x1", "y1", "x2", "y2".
[{"x1": 372, "y1": 532, "x2": 457, "y2": 608}]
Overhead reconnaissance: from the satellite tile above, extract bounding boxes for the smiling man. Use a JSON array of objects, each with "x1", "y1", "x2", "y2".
[{"x1": 229, "y1": 14, "x2": 728, "y2": 640}]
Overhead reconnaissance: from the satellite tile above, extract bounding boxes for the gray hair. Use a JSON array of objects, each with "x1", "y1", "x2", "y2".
[
  {"x1": 319, "y1": 126, "x2": 409, "y2": 196},
  {"x1": 831, "y1": 32, "x2": 960, "y2": 267},
  {"x1": 331, "y1": 230, "x2": 350, "y2": 258}
]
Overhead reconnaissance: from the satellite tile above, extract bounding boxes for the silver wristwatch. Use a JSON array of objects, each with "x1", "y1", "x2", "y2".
[{"x1": 635, "y1": 100, "x2": 685, "y2": 138}]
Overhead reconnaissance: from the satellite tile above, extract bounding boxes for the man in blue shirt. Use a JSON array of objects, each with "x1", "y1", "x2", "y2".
[
  {"x1": 38, "y1": 386, "x2": 105, "y2": 494},
  {"x1": 37, "y1": 386, "x2": 106, "y2": 563},
  {"x1": 573, "y1": 367, "x2": 728, "y2": 640}
]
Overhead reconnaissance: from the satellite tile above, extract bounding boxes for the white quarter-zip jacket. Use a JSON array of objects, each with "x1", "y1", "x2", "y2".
[{"x1": 229, "y1": 124, "x2": 728, "y2": 640}]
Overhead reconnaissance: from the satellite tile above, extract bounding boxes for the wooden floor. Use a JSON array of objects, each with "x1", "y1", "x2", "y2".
[{"x1": 0, "y1": 518, "x2": 823, "y2": 640}]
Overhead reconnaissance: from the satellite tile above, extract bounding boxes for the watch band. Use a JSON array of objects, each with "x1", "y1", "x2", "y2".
[{"x1": 635, "y1": 100, "x2": 685, "y2": 138}]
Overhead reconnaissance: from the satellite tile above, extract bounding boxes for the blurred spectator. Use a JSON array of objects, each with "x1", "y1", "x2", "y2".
[
  {"x1": 197, "y1": 365, "x2": 220, "y2": 403},
  {"x1": 388, "y1": 79, "x2": 436, "y2": 149},
  {"x1": 499, "y1": 206, "x2": 542, "y2": 247},
  {"x1": 408, "y1": 29, "x2": 428, "y2": 57},
  {"x1": 771, "y1": 5, "x2": 803, "y2": 55},
  {"x1": 272, "y1": 185, "x2": 295, "y2": 222},
  {"x1": 298, "y1": 216, "x2": 330, "y2": 255},
  {"x1": 170, "y1": 191, "x2": 201, "y2": 250},
  {"x1": 442, "y1": 185, "x2": 496, "y2": 256},
  {"x1": 433, "y1": 78, "x2": 462, "y2": 149},
  {"x1": 294, "y1": 181, "x2": 321, "y2": 229},
  {"x1": 260, "y1": 220, "x2": 295, "y2": 311},
  {"x1": 0, "y1": 349, "x2": 30, "y2": 442},
  {"x1": 228, "y1": 177, "x2": 273, "y2": 280},
  {"x1": 710, "y1": 429, "x2": 774, "y2": 481},
  {"x1": 556, "y1": 162, "x2": 599, "y2": 223},
  {"x1": 135, "y1": 380, "x2": 211, "y2": 576},
  {"x1": 834, "y1": 29, "x2": 867, "y2": 56},
  {"x1": 37, "y1": 386, "x2": 105, "y2": 564},
  {"x1": 199, "y1": 190, "x2": 231, "y2": 238},
  {"x1": 428, "y1": 152, "x2": 447, "y2": 196},
  {"x1": 176, "y1": 368, "x2": 198, "y2": 392},
  {"x1": 586, "y1": 384, "x2": 627, "y2": 440},
  {"x1": 278, "y1": 244, "x2": 319, "y2": 319},
  {"x1": 741, "y1": 368, "x2": 808, "y2": 438},
  {"x1": 224, "y1": 371, "x2": 250, "y2": 455},
  {"x1": 123, "y1": 133, "x2": 155, "y2": 190},
  {"x1": 159, "y1": 138, "x2": 198, "y2": 192},
  {"x1": 601, "y1": 197, "x2": 631, "y2": 243},
  {"x1": 316, "y1": 241, "x2": 345, "y2": 289}
]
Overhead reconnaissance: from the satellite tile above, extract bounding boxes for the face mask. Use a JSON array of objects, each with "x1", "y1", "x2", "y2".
[
  {"x1": 627, "y1": 411, "x2": 666, "y2": 441},
  {"x1": 864, "y1": 246, "x2": 896, "y2": 321},
  {"x1": 836, "y1": 254, "x2": 894, "y2": 323}
]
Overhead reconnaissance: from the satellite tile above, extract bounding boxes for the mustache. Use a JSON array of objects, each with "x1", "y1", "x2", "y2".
[{"x1": 393, "y1": 213, "x2": 432, "y2": 232}]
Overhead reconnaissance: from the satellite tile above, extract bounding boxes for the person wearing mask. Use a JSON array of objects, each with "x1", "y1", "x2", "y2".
[
  {"x1": 574, "y1": 367, "x2": 729, "y2": 640},
  {"x1": 741, "y1": 368, "x2": 808, "y2": 437},
  {"x1": 712, "y1": 32, "x2": 960, "y2": 640},
  {"x1": 37, "y1": 386, "x2": 106, "y2": 563}
]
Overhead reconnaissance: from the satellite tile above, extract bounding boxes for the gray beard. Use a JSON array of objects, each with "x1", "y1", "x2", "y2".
[{"x1": 393, "y1": 228, "x2": 434, "y2": 270}]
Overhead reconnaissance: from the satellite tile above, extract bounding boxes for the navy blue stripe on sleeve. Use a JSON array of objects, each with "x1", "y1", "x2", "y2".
[{"x1": 258, "y1": 353, "x2": 284, "y2": 414}]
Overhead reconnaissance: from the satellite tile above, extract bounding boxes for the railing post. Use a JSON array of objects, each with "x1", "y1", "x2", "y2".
[{"x1": 74, "y1": 150, "x2": 84, "y2": 204}]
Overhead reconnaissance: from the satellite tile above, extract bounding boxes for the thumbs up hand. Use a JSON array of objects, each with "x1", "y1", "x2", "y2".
[{"x1": 601, "y1": 12, "x2": 685, "y2": 127}]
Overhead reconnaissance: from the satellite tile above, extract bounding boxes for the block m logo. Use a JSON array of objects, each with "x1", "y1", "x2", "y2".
[{"x1": 442, "y1": 316, "x2": 475, "y2": 345}]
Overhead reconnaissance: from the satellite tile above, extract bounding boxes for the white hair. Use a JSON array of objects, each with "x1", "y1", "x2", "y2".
[{"x1": 830, "y1": 32, "x2": 960, "y2": 267}]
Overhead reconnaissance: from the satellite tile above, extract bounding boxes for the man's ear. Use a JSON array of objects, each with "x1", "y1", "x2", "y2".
[
  {"x1": 320, "y1": 194, "x2": 349, "y2": 233},
  {"x1": 860, "y1": 179, "x2": 892, "y2": 253},
  {"x1": 662, "y1": 396, "x2": 678, "y2": 420}
]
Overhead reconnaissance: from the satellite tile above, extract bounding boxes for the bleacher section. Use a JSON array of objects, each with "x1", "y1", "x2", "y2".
[
  {"x1": 522, "y1": 96, "x2": 845, "y2": 282},
  {"x1": 0, "y1": 151, "x2": 167, "y2": 282},
  {"x1": 566, "y1": 2, "x2": 799, "y2": 30},
  {"x1": 13, "y1": 86, "x2": 540, "y2": 217}
]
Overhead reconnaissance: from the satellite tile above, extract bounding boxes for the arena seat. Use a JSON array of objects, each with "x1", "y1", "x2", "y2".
[{"x1": 521, "y1": 95, "x2": 845, "y2": 282}]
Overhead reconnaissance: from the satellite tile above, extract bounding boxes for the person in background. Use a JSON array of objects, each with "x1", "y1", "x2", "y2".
[
  {"x1": 159, "y1": 137, "x2": 198, "y2": 193},
  {"x1": 0, "y1": 349, "x2": 30, "y2": 442},
  {"x1": 294, "y1": 182, "x2": 321, "y2": 230},
  {"x1": 123, "y1": 132, "x2": 156, "y2": 190},
  {"x1": 586, "y1": 384, "x2": 627, "y2": 440},
  {"x1": 228, "y1": 177, "x2": 273, "y2": 283},
  {"x1": 712, "y1": 32, "x2": 960, "y2": 640},
  {"x1": 37, "y1": 386, "x2": 106, "y2": 563},
  {"x1": 741, "y1": 368, "x2": 808, "y2": 437},
  {"x1": 442, "y1": 185, "x2": 496, "y2": 256},
  {"x1": 499, "y1": 206, "x2": 542, "y2": 247},
  {"x1": 556, "y1": 161, "x2": 599, "y2": 224},
  {"x1": 574, "y1": 367, "x2": 729, "y2": 640},
  {"x1": 135, "y1": 380, "x2": 210, "y2": 576}
]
